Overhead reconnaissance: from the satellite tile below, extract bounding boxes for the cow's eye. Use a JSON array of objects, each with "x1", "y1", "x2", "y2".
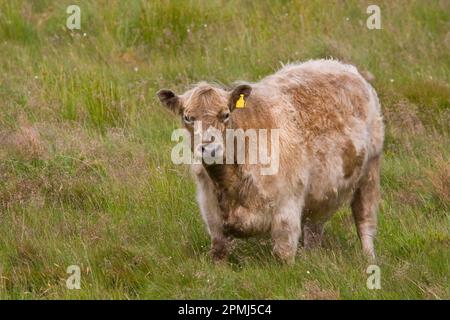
[
  {"x1": 222, "y1": 113, "x2": 230, "y2": 123},
  {"x1": 183, "y1": 114, "x2": 194, "y2": 124}
]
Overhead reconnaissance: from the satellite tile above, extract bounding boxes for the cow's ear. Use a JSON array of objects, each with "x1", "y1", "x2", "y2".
[
  {"x1": 157, "y1": 89, "x2": 183, "y2": 114},
  {"x1": 228, "y1": 84, "x2": 252, "y2": 112}
]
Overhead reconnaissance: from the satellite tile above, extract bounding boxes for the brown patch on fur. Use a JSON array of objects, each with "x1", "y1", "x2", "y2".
[
  {"x1": 327, "y1": 73, "x2": 369, "y2": 120},
  {"x1": 201, "y1": 162, "x2": 271, "y2": 238},
  {"x1": 231, "y1": 94, "x2": 277, "y2": 131},
  {"x1": 342, "y1": 140, "x2": 365, "y2": 179},
  {"x1": 205, "y1": 164, "x2": 266, "y2": 215},
  {"x1": 287, "y1": 72, "x2": 369, "y2": 137},
  {"x1": 303, "y1": 190, "x2": 339, "y2": 220},
  {"x1": 289, "y1": 85, "x2": 345, "y2": 137}
]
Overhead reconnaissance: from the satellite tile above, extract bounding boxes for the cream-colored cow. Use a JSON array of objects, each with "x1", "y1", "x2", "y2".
[{"x1": 158, "y1": 59, "x2": 384, "y2": 263}]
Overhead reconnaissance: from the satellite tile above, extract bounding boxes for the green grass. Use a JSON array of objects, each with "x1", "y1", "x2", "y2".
[{"x1": 0, "y1": 0, "x2": 448, "y2": 299}]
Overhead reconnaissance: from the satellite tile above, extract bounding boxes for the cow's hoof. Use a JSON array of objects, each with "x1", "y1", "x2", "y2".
[
  {"x1": 272, "y1": 246, "x2": 296, "y2": 265},
  {"x1": 211, "y1": 252, "x2": 227, "y2": 263},
  {"x1": 210, "y1": 239, "x2": 228, "y2": 263},
  {"x1": 276, "y1": 254, "x2": 295, "y2": 265}
]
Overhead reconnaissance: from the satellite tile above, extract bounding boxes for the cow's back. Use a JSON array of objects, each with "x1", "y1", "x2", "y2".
[{"x1": 255, "y1": 60, "x2": 384, "y2": 221}]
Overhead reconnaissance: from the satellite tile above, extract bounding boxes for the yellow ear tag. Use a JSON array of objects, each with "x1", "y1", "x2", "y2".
[{"x1": 235, "y1": 94, "x2": 245, "y2": 109}]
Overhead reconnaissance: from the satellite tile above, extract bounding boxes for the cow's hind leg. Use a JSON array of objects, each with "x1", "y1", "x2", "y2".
[{"x1": 351, "y1": 155, "x2": 381, "y2": 260}]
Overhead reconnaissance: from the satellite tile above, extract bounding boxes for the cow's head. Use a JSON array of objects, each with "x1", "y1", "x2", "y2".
[{"x1": 157, "y1": 82, "x2": 252, "y2": 164}]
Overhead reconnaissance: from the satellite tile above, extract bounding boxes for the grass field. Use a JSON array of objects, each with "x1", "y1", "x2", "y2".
[{"x1": 0, "y1": 0, "x2": 448, "y2": 299}]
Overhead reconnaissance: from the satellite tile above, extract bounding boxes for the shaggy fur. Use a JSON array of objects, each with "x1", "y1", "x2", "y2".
[{"x1": 158, "y1": 59, "x2": 384, "y2": 263}]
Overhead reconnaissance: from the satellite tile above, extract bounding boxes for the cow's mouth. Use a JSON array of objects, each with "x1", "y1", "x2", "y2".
[{"x1": 199, "y1": 143, "x2": 224, "y2": 165}]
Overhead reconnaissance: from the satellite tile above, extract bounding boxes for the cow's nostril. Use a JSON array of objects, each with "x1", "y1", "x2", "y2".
[{"x1": 211, "y1": 149, "x2": 215, "y2": 157}]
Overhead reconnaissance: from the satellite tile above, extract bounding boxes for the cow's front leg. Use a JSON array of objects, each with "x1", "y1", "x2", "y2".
[
  {"x1": 198, "y1": 193, "x2": 230, "y2": 262},
  {"x1": 271, "y1": 198, "x2": 302, "y2": 264},
  {"x1": 194, "y1": 168, "x2": 230, "y2": 262}
]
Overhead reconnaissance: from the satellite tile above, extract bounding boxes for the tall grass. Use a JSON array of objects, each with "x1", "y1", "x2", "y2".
[{"x1": 0, "y1": 0, "x2": 448, "y2": 299}]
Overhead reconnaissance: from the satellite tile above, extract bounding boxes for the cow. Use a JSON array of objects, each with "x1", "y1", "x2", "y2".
[{"x1": 157, "y1": 59, "x2": 384, "y2": 264}]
